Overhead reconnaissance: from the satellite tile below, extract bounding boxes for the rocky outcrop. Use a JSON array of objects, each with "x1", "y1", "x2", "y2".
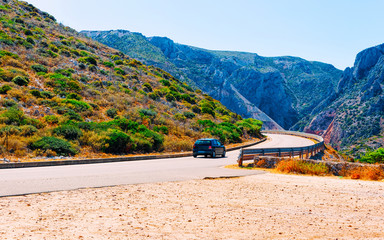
[
  {"x1": 82, "y1": 30, "x2": 342, "y2": 130},
  {"x1": 305, "y1": 43, "x2": 384, "y2": 153}
]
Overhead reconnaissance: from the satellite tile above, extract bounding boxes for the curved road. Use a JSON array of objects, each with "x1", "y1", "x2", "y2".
[{"x1": 0, "y1": 134, "x2": 314, "y2": 196}]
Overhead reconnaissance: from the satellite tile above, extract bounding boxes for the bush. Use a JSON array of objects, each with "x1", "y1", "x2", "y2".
[
  {"x1": 31, "y1": 136, "x2": 77, "y2": 156},
  {"x1": 0, "y1": 85, "x2": 12, "y2": 94},
  {"x1": 1, "y1": 107, "x2": 25, "y2": 125},
  {"x1": 143, "y1": 82, "x2": 152, "y2": 92},
  {"x1": 106, "y1": 108, "x2": 118, "y2": 118},
  {"x1": 183, "y1": 111, "x2": 195, "y2": 119},
  {"x1": 20, "y1": 125, "x2": 38, "y2": 136},
  {"x1": 138, "y1": 108, "x2": 157, "y2": 118},
  {"x1": 53, "y1": 124, "x2": 83, "y2": 140},
  {"x1": 153, "y1": 125, "x2": 169, "y2": 135},
  {"x1": 31, "y1": 64, "x2": 48, "y2": 73},
  {"x1": 359, "y1": 148, "x2": 384, "y2": 164},
  {"x1": 62, "y1": 99, "x2": 91, "y2": 112},
  {"x1": 67, "y1": 93, "x2": 82, "y2": 100},
  {"x1": 64, "y1": 110, "x2": 83, "y2": 121},
  {"x1": 103, "y1": 129, "x2": 132, "y2": 154},
  {"x1": 12, "y1": 75, "x2": 29, "y2": 86},
  {"x1": 44, "y1": 115, "x2": 59, "y2": 124},
  {"x1": 78, "y1": 56, "x2": 97, "y2": 65},
  {"x1": 192, "y1": 105, "x2": 201, "y2": 114},
  {"x1": 30, "y1": 89, "x2": 43, "y2": 98},
  {"x1": 114, "y1": 118, "x2": 139, "y2": 132},
  {"x1": 137, "y1": 125, "x2": 164, "y2": 151}
]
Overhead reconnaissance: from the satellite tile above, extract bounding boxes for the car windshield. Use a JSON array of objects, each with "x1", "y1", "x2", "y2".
[{"x1": 195, "y1": 140, "x2": 211, "y2": 145}]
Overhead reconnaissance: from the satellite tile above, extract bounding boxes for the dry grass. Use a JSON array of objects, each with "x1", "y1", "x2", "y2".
[
  {"x1": 348, "y1": 166, "x2": 384, "y2": 181},
  {"x1": 276, "y1": 159, "x2": 330, "y2": 176}
]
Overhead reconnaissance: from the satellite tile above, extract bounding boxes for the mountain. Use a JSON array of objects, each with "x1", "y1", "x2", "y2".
[
  {"x1": 0, "y1": 0, "x2": 263, "y2": 159},
  {"x1": 303, "y1": 44, "x2": 384, "y2": 156},
  {"x1": 81, "y1": 30, "x2": 343, "y2": 130}
]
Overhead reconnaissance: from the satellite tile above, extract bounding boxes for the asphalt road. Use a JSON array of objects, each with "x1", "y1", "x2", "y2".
[{"x1": 0, "y1": 134, "x2": 314, "y2": 197}]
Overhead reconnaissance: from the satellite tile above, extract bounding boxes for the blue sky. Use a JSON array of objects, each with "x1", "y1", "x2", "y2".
[{"x1": 25, "y1": 0, "x2": 384, "y2": 70}]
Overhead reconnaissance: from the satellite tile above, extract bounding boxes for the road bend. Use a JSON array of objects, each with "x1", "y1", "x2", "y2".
[{"x1": 0, "y1": 134, "x2": 314, "y2": 196}]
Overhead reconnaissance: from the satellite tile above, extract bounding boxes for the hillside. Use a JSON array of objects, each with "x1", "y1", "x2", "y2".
[
  {"x1": 303, "y1": 44, "x2": 384, "y2": 156},
  {"x1": 0, "y1": 0, "x2": 262, "y2": 159},
  {"x1": 82, "y1": 30, "x2": 342, "y2": 130}
]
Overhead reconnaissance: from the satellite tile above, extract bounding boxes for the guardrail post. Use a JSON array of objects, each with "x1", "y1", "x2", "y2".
[{"x1": 238, "y1": 148, "x2": 243, "y2": 167}]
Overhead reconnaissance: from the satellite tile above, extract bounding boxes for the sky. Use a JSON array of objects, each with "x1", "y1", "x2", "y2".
[{"x1": 25, "y1": 0, "x2": 384, "y2": 70}]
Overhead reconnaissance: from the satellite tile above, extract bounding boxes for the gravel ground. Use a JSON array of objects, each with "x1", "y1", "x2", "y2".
[{"x1": 1, "y1": 172, "x2": 384, "y2": 239}]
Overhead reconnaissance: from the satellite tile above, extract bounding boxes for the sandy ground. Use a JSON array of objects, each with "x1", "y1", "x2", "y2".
[{"x1": 1, "y1": 172, "x2": 384, "y2": 240}]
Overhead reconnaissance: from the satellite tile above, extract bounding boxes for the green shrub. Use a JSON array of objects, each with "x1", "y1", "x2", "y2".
[
  {"x1": 62, "y1": 99, "x2": 91, "y2": 112},
  {"x1": 153, "y1": 125, "x2": 169, "y2": 135},
  {"x1": 202, "y1": 106, "x2": 215, "y2": 117},
  {"x1": 31, "y1": 136, "x2": 77, "y2": 156},
  {"x1": 114, "y1": 67, "x2": 125, "y2": 75},
  {"x1": 44, "y1": 115, "x2": 59, "y2": 124},
  {"x1": 53, "y1": 124, "x2": 83, "y2": 140},
  {"x1": 1, "y1": 107, "x2": 25, "y2": 125},
  {"x1": 236, "y1": 118, "x2": 263, "y2": 138},
  {"x1": 31, "y1": 64, "x2": 48, "y2": 73},
  {"x1": 103, "y1": 129, "x2": 132, "y2": 154},
  {"x1": 24, "y1": 29, "x2": 33, "y2": 36},
  {"x1": 0, "y1": 125, "x2": 21, "y2": 136},
  {"x1": 143, "y1": 82, "x2": 152, "y2": 92},
  {"x1": 20, "y1": 125, "x2": 38, "y2": 136},
  {"x1": 183, "y1": 111, "x2": 195, "y2": 119},
  {"x1": 64, "y1": 110, "x2": 83, "y2": 121},
  {"x1": 138, "y1": 108, "x2": 157, "y2": 118},
  {"x1": 2, "y1": 99, "x2": 17, "y2": 108},
  {"x1": 78, "y1": 56, "x2": 97, "y2": 65},
  {"x1": 26, "y1": 37, "x2": 35, "y2": 45},
  {"x1": 0, "y1": 84, "x2": 12, "y2": 94},
  {"x1": 160, "y1": 79, "x2": 170, "y2": 87},
  {"x1": 114, "y1": 60, "x2": 123, "y2": 65},
  {"x1": 114, "y1": 118, "x2": 139, "y2": 132},
  {"x1": 106, "y1": 108, "x2": 118, "y2": 118},
  {"x1": 0, "y1": 50, "x2": 19, "y2": 59},
  {"x1": 359, "y1": 148, "x2": 384, "y2": 164},
  {"x1": 30, "y1": 89, "x2": 43, "y2": 98},
  {"x1": 137, "y1": 125, "x2": 164, "y2": 151},
  {"x1": 192, "y1": 106, "x2": 201, "y2": 114},
  {"x1": 12, "y1": 75, "x2": 29, "y2": 86},
  {"x1": 149, "y1": 91, "x2": 160, "y2": 100},
  {"x1": 103, "y1": 61, "x2": 114, "y2": 68},
  {"x1": 41, "y1": 91, "x2": 54, "y2": 99},
  {"x1": 67, "y1": 93, "x2": 82, "y2": 100},
  {"x1": 165, "y1": 92, "x2": 175, "y2": 102}
]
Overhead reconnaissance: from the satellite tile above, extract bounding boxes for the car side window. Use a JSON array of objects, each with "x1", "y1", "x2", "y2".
[{"x1": 217, "y1": 140, "x2": 222, "y2": 146}]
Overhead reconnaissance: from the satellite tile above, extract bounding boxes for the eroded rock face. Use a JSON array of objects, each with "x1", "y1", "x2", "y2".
[
  {"x1": 305, "y1": 43, "x2": 384, "y2": 152},
  {"x1": 83, "y1": 30, "x2": 342, "y2": 130}
]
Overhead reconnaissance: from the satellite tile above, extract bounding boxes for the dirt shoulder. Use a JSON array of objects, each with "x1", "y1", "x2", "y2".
[{"x1": 1, "y1": 173, "x2": 384, "y2": 239}]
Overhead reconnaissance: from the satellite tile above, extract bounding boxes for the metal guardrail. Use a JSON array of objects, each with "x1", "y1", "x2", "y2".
[{"x1": 238, "y1": 131, "x2": 325, "y2": 166}]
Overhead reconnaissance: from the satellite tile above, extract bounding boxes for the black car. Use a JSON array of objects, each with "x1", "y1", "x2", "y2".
[{"x1": 193, "y1": 138, "x2": 226, "y2": 158}]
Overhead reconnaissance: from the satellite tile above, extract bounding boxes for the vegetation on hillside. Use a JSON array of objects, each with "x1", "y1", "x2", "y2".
[{"x1": 0, "y1": 0, "x2": 262, "y2": 159}]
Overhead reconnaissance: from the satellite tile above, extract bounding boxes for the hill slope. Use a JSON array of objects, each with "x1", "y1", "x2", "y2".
[
  {"x1": 0, "y1": 0, "x2": 262, "y2": 159},
  {"x1": 303, "y1": 44, "x2": 384, "y2": 155},
  {"x1": 82, "y1": 30, "x2": 342, "y2": 130}
]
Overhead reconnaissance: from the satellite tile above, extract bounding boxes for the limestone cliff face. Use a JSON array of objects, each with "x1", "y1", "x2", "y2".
[
  {"x1": 82, "y1": 30, "x2": 342, "y2": 130},
  {"x1": 305, "y1": 44, "x2": 384, "y2": 154}
]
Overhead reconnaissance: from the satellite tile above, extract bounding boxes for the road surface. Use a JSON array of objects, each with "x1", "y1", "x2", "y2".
[{"x1": 0, "y1": 134, "x2": 314, "y2": 196}]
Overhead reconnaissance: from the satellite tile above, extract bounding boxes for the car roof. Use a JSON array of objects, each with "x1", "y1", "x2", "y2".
[{"x1": 196, "y1": 138, "x2": 217, "y2": 141}]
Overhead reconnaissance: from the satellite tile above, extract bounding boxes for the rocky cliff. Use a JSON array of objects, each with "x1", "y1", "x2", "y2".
[
  {"x1": 81, "y1": 30, "x2": 342, "y2": 130},
  {"x1": 304, "y1": 44, "x2": 384, "y2": 155}
]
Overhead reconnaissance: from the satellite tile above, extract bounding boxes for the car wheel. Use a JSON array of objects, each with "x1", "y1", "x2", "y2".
[
  {"x1": 222, "y1": 151, "x2": 226, "y2": 158},
  {"x1": 193, "y1": 154, "x2": 197, "y2": 158},
  {"x1": 212, "y1": 151, "x2": 216, "y2": 158}
]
